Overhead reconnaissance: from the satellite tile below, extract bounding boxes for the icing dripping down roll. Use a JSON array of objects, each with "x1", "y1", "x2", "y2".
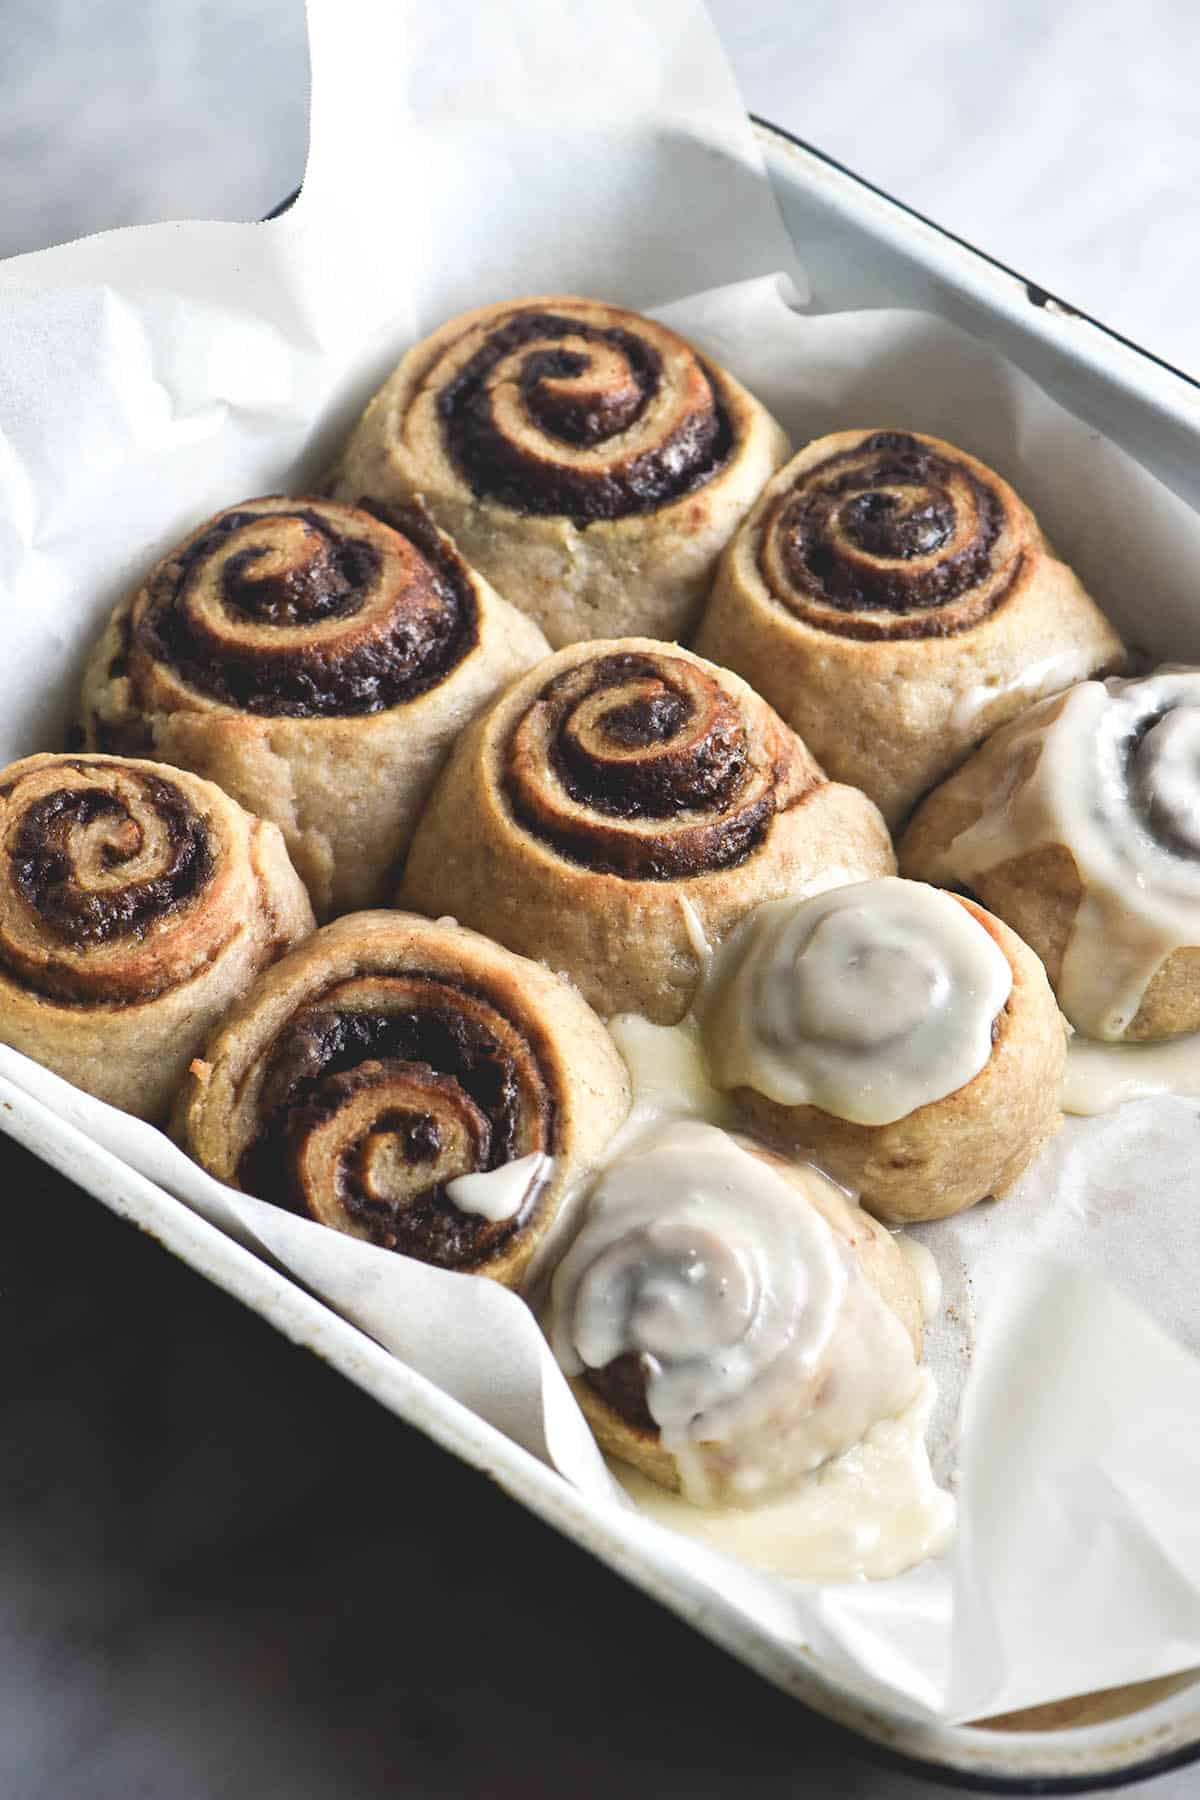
[
  {"x1": 549, "y1": 1121, "x2": 922, "y2": 1507},
  {"x1": 699, "y1": 878, "x2": 1065, "y2": 1224},
  {"x1": 901, "y1": 670, "x2": 1200, "y2": 1042}
]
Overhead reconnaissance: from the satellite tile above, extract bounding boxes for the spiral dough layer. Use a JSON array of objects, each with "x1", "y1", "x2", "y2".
[
  {"x1": 331, "y1": 295, "x2": 791, "y2": 646},
  {"x1": 400, "y1": 638, "x2": 896, "y2": 1024},
  {"x1": 549, "y1": 1122, "x2": 922, "y2": 1505},
  {"x1": 901, "y1": 670, "x2": 1200, "y2": 1042},
  {"x1": 0, "y1": 753, "x2": 314, "y2": 1119},
  {"x1": 81, "y1": 495, "x2": 548, "y2": 917},
  {"x1": 695, "y1": 429, "x2": 1124, "y2": 827},
  {"x1": 178, "y1": 911, "x2": 630, "y2": 1288}
]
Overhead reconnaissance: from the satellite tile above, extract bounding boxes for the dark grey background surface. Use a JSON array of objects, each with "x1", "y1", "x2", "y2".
[{"x1": 2, "y1": 4, "x2": 1198, "y2": 1795}]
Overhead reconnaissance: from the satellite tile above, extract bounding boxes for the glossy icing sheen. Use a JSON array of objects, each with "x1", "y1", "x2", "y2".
[
  {"x1": 612, "y1": 1368, "x2": 953, "y2": 1581},
  {"x1": 550, "y1": 1121, "x2": 920, "y2": 1506},
  {"x1": 921, "y1": 670, "x2": 1200, "y2": 1040},
  {"x1": 701, "y1": 878, "x2": 1012, "y2": 1125}
]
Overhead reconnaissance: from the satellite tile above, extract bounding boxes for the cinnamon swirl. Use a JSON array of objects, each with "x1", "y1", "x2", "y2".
[
  {"x1": 178, "y1": 911, "x2": 630, "y2": 1288},
  {"x1": 399, "y1": 638, "x2": 895, "y2": 1023},
  {"x1": 901, "y1": 669, "x2": 1200, "y2": 1042},
  {"x1": 700, "y1": 878, "x2": 1065, "y2": 1222},
  {"x1": 0, "y1": 753, "x2": 313, "y2": 1119},
  {"x1": 81, "y1": 495, "x2": 548, "y2": 918},
  {"x1": 331, "y1": 296, "x2": 790, "y2": 647},
  {"x1": 694, "y1": 429, "x2": 1124, "y2": 827},
  {"x1": 549, "y1": 1121, "x2": 923, "y2": 1504}
]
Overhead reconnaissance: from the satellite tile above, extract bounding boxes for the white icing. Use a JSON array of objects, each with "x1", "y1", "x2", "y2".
[
  {"x1": 700, "y1": 879, "x2": 1012, "y2": 1126},
  {"x1": 445, "y1": 1152, "x2": 552, "y2": 1223},
  {"x1": 612, "y1": 1368, "x2": 954, "y2": 1581},
  {"x1": 896, "y1": 1234, "x2": 943, "y2": 1321},
  {"x1": 921, "y1": 670, "x2": 1200, "y2": 1041},
  {"x1": 607, "y1": 1011, "x2": 733, "y2": 1132},
  {"x1": 948, "y1": 646, "x2": 1104, "y2": 739},
  {"x1": 1064, "y1": 1032, "x2": 1200, "y2": 1114},
  {"x1": 676, "y1": 894, "x2": 713, "y2": 971},
  {"x1": 550, "y1": 1121, "x2": 920, "y2": 1506}
]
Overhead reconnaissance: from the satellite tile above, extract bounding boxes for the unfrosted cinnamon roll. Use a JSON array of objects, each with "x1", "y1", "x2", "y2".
[
  {"x1": 694, "y1": 429, "x2": 1124, "y2": 827},
  {"x1": 549, "y1": 1121, "x2": 922, "y2": 1504},
  {"x1": 901, "y1": 670, "x2": 1200, "y2": 1042},
  {"x1": 178, "y1": 911, "x2": 630, "y2": 1288},
  {"x1": 81, "y1": 495, "x2": 547, "y2": 918},
  {"x1": 399, "y1": 639, "x2": 894, "y2": 1023},
  {"x1": 0, "y1": 753, "x2": 313, "y2": 1120},
  {"x1": 700, "y1": 878, "x2": 1065, "y2": 1222},
  {"x1": 331, "y1": 296, "x2": 791, "y2": 647}
]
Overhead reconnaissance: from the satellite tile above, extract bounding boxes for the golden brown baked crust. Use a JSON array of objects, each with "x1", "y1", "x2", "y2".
[
  {"x1": 331, "y1": 295, "x2": 791, "y2": 647},
  {"x1": 729, "y1": 898, "x2": 1066, "y2": 1224},
  {"x1": 693, "y1": 428, "x2": 1124, "y2": 828},
  {"x1": 398, "y1": 637, "x2": 895, "y2": 1023},
  {"x1": 80, "y1": 495, "x2": 548, "y2": 919},
  {"x1": 0, "y1": 752, "x2": 314, "y2": 1120},
  {"x1": 570, "y1": 1142, "x2": 923, "y2": 1493},
  {"x1": 177, "y1": 910, "x2": 630, "y2": 1290}
]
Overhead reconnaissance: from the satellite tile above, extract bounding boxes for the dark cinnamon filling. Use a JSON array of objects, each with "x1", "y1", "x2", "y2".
[
  {"x1": 585, "y1": 1353, "x2": 658, "y2": 1435},
  {"x1": 504, "y1": 652, "x2": 782, "y2": 880},
  {"x1": 763, "y1": 432, "x2": 1018, "y2": 640},
  {"x1": 139, "y1": 502, "x2": 477, "y2": 716},
  {"x1": 437, "y1": 310, "x2": 732, "y2": 523},
  {"x1": 238, "y1": 996, "x2": 553, "y2": 1267},
  {"x1": 9, "y1": 769, "x2": 211, "y2": 945}
]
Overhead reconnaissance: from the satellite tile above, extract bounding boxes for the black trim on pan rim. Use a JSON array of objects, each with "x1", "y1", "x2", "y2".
[
  {"x1": 258, "y1": 149, "x2": 1200, "y2": 1795},
  {"x1": 753, "y1": 113, "x2": 1199, "y2": 395}
]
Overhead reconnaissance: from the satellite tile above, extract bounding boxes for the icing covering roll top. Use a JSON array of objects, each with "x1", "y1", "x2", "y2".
[
  {"x1": 551, "y1": 1122, "x2": 920, "y2": 1505},
  {"x1": 503, "y1": 647, "x2": 815, "y2": 879},
  {"x1": 178, "y1": 911, "x2": 631, "y2": 1289},
  {"x1": 131, "y1": 496, "x2": 477, "y2": 718},
  {"x1": 702, "y1": 878, "x2": 1013, "y2": 1124},
  {"x1": 902, "y1": 670, "x2": 1200, "y2": 1041}
]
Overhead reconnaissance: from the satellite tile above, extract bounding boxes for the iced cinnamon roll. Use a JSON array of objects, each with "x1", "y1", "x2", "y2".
[
  {"x1": 549, "y1": 1121, "x2": 922, "y2": 1504},
  {"x1": 700, "y1": 878, "x2": 1064, "y2": 1222},
  {"x1": 0, "y1": 753, "x2": 313, "y2": 1120},
  {"x1": 399, "y1": 639, "x2": 894, "y2": 1023},
  {"x1": 178, "y1": 911, "x2": 630, "y2": 1288},
  {"x1": 81, "y1": 496, "x2": 547, "y2": 918},
  {"x1": 901, "y1": 670, "x2": 1200, "y2": 1042},
  {"x1": 331, "y1": 296, "x2": 790, "y2": 647},
  {"x1": 694, "y1": 429, "x2": 1124, "y2": 827}
]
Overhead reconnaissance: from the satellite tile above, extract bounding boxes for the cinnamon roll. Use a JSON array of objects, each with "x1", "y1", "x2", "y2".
[
  {"x1": 178, "y1": 911, "x2": 631, "y2": 1288},
  {"x1": 81, "y1": 495, "x2": 548, "y2": 918},
  {"x1": 331, "y1": 296, "x2": 791, "y2": 647},
  {"x1": 0, "y1": 753, "x2": 313, "y2": 1120},
  {"x1": 901, "y1": 670, "x2": 1200, "y2": 1042},
  {"x1": 549, "y1": 1121, "x2": 923, "y2": 1504},
  {"x1": 700, "y1": 878, "x2": 1065, "y2": 1222},
  {"x1": 694, "y1": 429, "x2": 1124, "y2": 827},
  {"x1": 399, "y1": 639, "x2": 895, "y2": 1024}
]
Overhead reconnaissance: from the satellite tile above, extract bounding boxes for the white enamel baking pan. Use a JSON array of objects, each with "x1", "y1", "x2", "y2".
[{"x1": 7, "y1": 120, "x2": 1200, "y2": 1792}]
